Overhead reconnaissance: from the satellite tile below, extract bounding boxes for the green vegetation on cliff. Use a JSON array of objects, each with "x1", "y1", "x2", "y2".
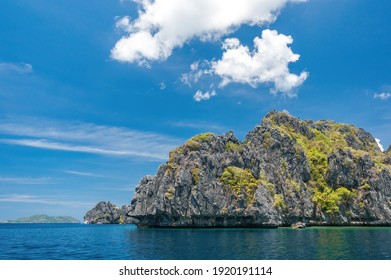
[
  {"x1": 189, "y1": 132, "x2": 215, "y2": 143},
  {"x1": 164, "y1": 186, "x2": 175, "y2": 200},
  {"x1": 265, "y1": 111, "x2": 387, "y2": 214},
  {"x1": 220, "y1": 166, "x2": 259, "y2": 205},
  {"x1": 191, "y1": 167, "x2": 201, "y2": 185},
  {"x1": 168, "y1": 132, "x2": 216, "y2": 164},
  {"x1": 224, "y1": 141, "x2": 243, "y2": 153},
  {"x1": 312, "y1": 186, "x2": 355, "y2": 213}
]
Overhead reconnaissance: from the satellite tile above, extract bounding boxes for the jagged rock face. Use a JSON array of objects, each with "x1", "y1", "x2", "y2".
[
  {"x1": 84, "y1": 201, "x2": 135, "y2": 224},
  {"x1": 129, "y1": 111, "x2": 391, "y2": 227},
  {"x1": 385, "y1": 146, "x2": 391, "y2": 164}
]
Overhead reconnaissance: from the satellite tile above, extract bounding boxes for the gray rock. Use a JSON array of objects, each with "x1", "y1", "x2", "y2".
[
  {"x1": 89, "y1": 111, "x2": 391, "y2": 227},
  {"x1": 291, "y1": 222, "x2": 306, "y2": 229},
  {"x1": 84, "y1": 201, "x2": 136, "y2": 224}
]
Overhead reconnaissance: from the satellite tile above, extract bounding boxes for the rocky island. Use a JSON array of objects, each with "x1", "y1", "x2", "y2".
[
  {"x1": 84, "y1": 201, "x2": 134, "y2": 224},
  {"x1": 6, "y1": 214, "x2": 80, "y2": 224},
  {"x1": 85, "y1": 111, "x2": 391, "y2": 227}
]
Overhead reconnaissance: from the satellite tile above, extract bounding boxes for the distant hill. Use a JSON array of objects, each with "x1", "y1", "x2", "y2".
[{"x1": 6, "y1": 214, "x2": 80, "y2": 224}]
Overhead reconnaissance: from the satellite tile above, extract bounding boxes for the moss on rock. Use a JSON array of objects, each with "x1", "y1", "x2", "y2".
[
  {"x1": 189, "y1": 132, "x2": 215, "y2": 143},
  {"x1": 220, "y1": 166, "x2": 259, "y2": 205},
  {"x1": 224, "y1": 141, "x2": 243, "y2": 153}
]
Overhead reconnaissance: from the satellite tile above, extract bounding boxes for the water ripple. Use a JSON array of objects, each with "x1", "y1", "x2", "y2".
[{"x1": 0, "y1": 224, "x2": 390, "y2": 259}]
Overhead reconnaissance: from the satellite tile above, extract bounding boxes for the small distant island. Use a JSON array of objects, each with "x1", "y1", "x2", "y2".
[{"x1": 2, "y1": 214, "x2": 80, "y2": 224}]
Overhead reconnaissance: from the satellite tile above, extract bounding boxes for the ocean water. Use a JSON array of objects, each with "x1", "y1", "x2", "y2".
[{"x1": 0, "y1": 224, "x2": 390, "y2": 260}]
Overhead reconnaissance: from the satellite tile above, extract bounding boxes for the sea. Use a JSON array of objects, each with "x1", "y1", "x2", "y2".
[{"x1": 0, "y1": 224, "x2": 390, "y2": 260}]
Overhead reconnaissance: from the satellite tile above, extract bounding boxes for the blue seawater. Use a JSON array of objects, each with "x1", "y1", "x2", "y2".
[{"x1": 0, "y1": 224, "x2": 390, "y2": 260}]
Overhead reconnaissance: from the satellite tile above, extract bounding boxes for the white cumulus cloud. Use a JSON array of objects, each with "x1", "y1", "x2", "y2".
[
  {"x1": 111, "y1": 0, "x2": 307, "y2": 64},
  {"x1": 212, "y1": 30, "x2": 308, "y2": 95},
  {"x1": 193, "y1": 90, "x2": 217, "y2": 102},
  {"x1": 373, "y1": 92, "x2": 391, "y2": 100},
  {"x1": 183, "y1": 29, "x2": 308, "y2": 96}
]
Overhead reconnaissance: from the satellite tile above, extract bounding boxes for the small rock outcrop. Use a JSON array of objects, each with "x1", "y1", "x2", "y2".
[
  {"x1": 291, "y1": 222, "x2": 306, "y2": 229},
  {"x1": 127, "y1": 111, "x2": 391, "y2": 227},
  {"x1": 84, "y1": 201, "x2": 134, "y2": 224}
]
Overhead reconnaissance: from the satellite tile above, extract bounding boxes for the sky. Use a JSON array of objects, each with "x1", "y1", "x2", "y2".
[{"x1": 0, "y1": 0, "x2": 390, "y2": 221}]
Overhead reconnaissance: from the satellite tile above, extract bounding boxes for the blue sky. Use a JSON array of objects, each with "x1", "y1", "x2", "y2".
[{"x1": 0, "y1": 0, "x2": 390, "y2": 220}]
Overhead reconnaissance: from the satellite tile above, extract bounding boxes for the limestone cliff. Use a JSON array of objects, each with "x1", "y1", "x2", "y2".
[
  {"x1": 84, "y1": 201, "x2": 134, "y2": 224},
  {"x1": 85, "y1": 111, "x2": 391, "y2": 227}
]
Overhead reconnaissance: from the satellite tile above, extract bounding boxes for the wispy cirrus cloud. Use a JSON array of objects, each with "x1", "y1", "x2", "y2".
[
  {"x1": 0, "y1": 176, "x2": 52, "y2": 185},
  {"x1": 95, "y1": 185, "x2": 135, "y2": 192},
  {"x1": 169, "y1": 120, "x2": 227, "y2": 132},
  {"x1": 373, "y1": 92, "x2": 391, "y2": 100},
  {"x1": 0, "y1": 62, "x2": 32, "y2": 74},
  {"x1": 0, "y1": 194, "x2": 93, "y2": 208},
  {"x1": 1, "y1": 138, "x2": 166, "y2": 159},
  {"x1": 180, "y1": 60, "x2": 213, "y2": 87},
  {"x1": 63, "y1": 170, "x2": 108, "y2": 178},
  {"x1": 159, "y1": 82, "x2": 166, "y2": 90},
  {"x1": 0, "y1": 117, "x2": 182, "y2": 161}
]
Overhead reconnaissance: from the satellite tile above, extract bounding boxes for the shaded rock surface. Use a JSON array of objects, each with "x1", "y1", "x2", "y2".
[
  {"x1": 128, "y1": 111, "x2": 391, "y2": 227},
  {"x1": 84, "y1": 201, "x2": 135, "y2": 224}
]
